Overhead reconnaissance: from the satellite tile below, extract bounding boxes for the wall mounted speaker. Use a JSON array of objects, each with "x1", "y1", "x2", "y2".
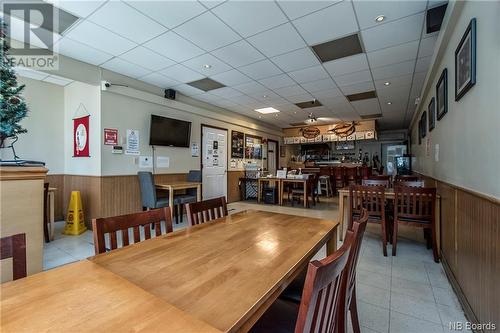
[{"x1": 164, "y1": 89, "x2": 176, "y2": 100}]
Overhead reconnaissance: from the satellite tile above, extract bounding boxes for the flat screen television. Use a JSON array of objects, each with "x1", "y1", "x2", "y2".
[{"x1": 149, "y1": 115, "x2": 191, "y2": 147}]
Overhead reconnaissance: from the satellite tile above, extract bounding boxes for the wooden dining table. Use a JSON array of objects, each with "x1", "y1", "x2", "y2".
[
  {"x1": 279, "y1": 178, "x2": 309, "y2": 207},
  {"x1": 1, "y1": 210, "x2": 338, "y2": 333},
  {"x1": 156, "y1": 181, "x2": 201, "y2": 218},
  {"x1": 337, "y1": 188, "x2": 441, "y2": 253}
]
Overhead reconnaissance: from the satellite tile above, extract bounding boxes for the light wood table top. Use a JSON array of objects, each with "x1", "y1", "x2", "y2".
[
  {"x1": 156, "y1": 181, "x2": 201, "y2": 190},
  {"x1": 1, "y1": 260, "x2": 221, "y2": 333},
  {"x1": 91, "y1": 210, "x2": 338, "y2": 333}
]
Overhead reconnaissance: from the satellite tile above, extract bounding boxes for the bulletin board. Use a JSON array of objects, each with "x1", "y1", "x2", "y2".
[
  {"x1": 231, "y1": 131, "x2": 244, "y2": 158},
  {"x1": 245, "y1": 134, "x2": 262, "y2": 159}
]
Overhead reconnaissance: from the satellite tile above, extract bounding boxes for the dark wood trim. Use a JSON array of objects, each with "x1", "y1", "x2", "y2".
[{"x1": 200, "y1": 124, "x2": 229, "y2": 201}]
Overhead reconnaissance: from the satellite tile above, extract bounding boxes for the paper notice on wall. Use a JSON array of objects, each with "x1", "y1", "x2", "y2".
[
  {"x1": 434, "y1": 144, "x2": 439, "y2": 162},
  {"x1": 191, "y1": 142, "x2": 199, "y2": 157},
  {"x1": 157, "y1": 156, "x2": 170, "y2": 168},
  {"x1": 125, "y1": 129, "x2": 140, "y2": 155},
  {"x1": 139, "y1": 156, "x2": 153, "y2": 168}
]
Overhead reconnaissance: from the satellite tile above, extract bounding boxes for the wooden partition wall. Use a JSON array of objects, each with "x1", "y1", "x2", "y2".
[{"x1": 417, "y1": 173, "x2": 499, "y2": 328}]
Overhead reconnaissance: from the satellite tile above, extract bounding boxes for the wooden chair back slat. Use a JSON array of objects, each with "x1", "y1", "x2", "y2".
[
  {"x1": 186, "y1": 197, "x2": 228, "y2": 227},
  {"x1": 0, "y1": 233, "x2": 27, "y2": 280},
  {"x1": 92, "y1": 207, "x2": 172, "y2": 254},
  {"x1": 394, "y1": 186, "x2": 436, "y2": 220},
  {"x1": 362, "y1": 179, "x2": 390, "y2": 188},
  {"x1": 348, "y1": 185, "x2": 385, "y2": 230}
]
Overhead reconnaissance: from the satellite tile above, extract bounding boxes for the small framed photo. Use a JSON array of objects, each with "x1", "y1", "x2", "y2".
[
  {"x1": 428, "y1": 97, "x2": 436, "y2": 131},
  {"x1": 436, "y1": 68, "x2": 448, "y2": 120},
  {"x1": 455, "y1": 18, "x2": 476, "y2": 101},
  {"x1": 420, "y1": 111, "x2": 427, "y2": 139}
]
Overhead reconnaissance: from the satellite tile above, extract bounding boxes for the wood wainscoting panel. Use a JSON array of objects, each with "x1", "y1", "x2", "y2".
[
  {"x1": 437, "y1": 182, "x2": 457, "y2": 272},
  {"x1": 227, "y1": 171, "x2": 244, "y2": 203},
  {"x1": 45, "y1": 174, "x2": 64, "y2": 221},
  {"x1": 456, "y1": 190, "x2": 499, "y2": 328},
  {"x1": 63, "y1": 175, "x2": 102, "y2": 229}
]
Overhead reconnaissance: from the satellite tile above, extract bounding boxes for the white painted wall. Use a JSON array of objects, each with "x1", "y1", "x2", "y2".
[
  {"x1": 64, "y1": 81, "x2": 101, "y2": 176},
  {"x1": 0, "y1": 77, "x2": 65, "y2": 174},
  {"x1": 410, "y1": 1, "x2": 500, "y2": 198}
]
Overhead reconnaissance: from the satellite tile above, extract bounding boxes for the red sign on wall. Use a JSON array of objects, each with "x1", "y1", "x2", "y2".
[
  {"x1": 104, "y1": 128, "x2": 118, "y2": 145},
  {"x1": 73, "y1": 115, "x2": 90, "y2": 157}
]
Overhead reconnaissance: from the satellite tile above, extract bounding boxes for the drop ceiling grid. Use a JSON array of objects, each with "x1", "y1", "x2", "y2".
[{"x1": 39, "y1": 0, "x2": 441, "y2": 128}]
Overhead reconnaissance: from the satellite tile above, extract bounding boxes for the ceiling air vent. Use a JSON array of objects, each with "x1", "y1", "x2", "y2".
[
  {"x1": 426, "y1": 4, "x2": 448, "y2": 34},
  {"x1": 360, "y1": 113, "x2": 383, "y2": 119},
  {"x1": 346, "y1": 90, "x2": 377, "y2": 102},
  {"x1": 295, "y1": 100, "x2": 322, "y2": 109},
  {"x1": 311, "y1": 34, "x2": 363, "y2": 63},
  {"x1": 187, "y1": 78, "x2": 225, "y2": 91}
]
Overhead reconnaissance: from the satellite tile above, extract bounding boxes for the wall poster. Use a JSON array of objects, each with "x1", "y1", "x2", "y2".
[
  {"x1": 245, "y1": 134, "x2": 262, "y2": 159},
  {"x1": 125, "y1": 129, "x2": 140, "y2": 155},
  {"x1": 73, "y1": 115, "x2": 90, "y2": 157},
  {"x1": 231, "y1": 131, "x2": 244, "y2": 158},
  {"x1": 104, "y1": 128, "x2": 118, "y2": 145}
]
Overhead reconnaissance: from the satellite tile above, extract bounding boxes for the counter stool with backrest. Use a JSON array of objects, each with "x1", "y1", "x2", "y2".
[
  {"x1": 137, "y1": 171, "x2": 184, "y2": 224},
  {"x1": 333, "y1": 166, "x2": 345, "y2": 194},
  {"x1": 393, "y1": 186, "x2": 438, "y2": 262},
  {"x1": 344, "y1": 167, "x2": 358, "y2": 187},
  {"x1": 319, "y1": 167, "x2": 333, "y2": 197},
  {"x1": 0, "y1": 233, "x2": 27, "y2": 280}
]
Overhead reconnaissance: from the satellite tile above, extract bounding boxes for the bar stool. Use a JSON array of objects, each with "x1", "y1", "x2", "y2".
[{"x1": 318, "y1": 175, "x2": 332, "y2": 197}]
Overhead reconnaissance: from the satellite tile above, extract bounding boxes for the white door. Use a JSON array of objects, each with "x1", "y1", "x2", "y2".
[
  {"x1": 267, "y1": 141, "x2": 277, "y2": 175},
  {"x1": 202, "y1": 126, "x2": 227, "y2": 200}
]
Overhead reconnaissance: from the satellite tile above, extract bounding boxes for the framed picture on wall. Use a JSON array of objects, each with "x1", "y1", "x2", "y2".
[
  {"x1": 231, "y1": 131, "x2": 244, "y2": 158},
  {"x1": 244, "y1": 134, "x2": 262, "y2": 159},
  {"x1": 421, "y1": 111, "x2": 427, "y2": 139},
  {"x1": 455, "y1": 18, "x2": 476, "y2": 101},
  {"x1": 436, "y1": 68, "x2": 448, "y2": 120},
  {"x1": 428, "y1": 97, "x2": 436, "y2": 131}
]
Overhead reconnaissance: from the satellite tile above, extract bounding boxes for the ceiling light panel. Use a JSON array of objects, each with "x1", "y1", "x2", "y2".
[
  {"x1": 211, "y1": 40, "x2": 265, "y2": 67},
  {"x1": 255, "y1": 107, "x2": 280, "y2": 114},
  {"x1": 247, "y1": 23, "x2": 305, "y2": 58}
]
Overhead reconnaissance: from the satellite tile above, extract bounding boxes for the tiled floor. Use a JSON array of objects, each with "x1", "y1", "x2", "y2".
[{"x1": 44, "y1": 197, "x2": 468, "y2": 333}]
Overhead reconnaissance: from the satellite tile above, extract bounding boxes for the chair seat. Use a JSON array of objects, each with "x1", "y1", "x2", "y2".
[
  {"x1": 177, "y1": 194, "x2": 197, "y2": 204},
  {"x1": 156, "y1": 196, "x2": 183, "y2": 208},
  {"x1": 353, "y1": 213, "x2": 382, "y2": 222},
  {"x1": 250, "y1": 298, "x2": 299, "y2": 333},
  {"x1": 397, "y1": 217, "x2": 431, "y2": 224}
]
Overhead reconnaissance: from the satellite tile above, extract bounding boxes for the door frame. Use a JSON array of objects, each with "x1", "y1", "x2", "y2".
[
  {"x1": 266, "y1": 138, "x2": 280, "y2": 172},
  {"x1": 200, "y1": 124, "x2": 229, "y2": 201}
]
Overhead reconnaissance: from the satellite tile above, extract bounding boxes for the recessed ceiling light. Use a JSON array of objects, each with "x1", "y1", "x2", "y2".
[
  {"x1": 387, "y1": 102, "x2": 392, "y2": 105},
  {"x1": 202, "y1": 64, "x2": 212, "y2": 69},
  {"x1": 375, "y1": 15, "x2": 386, "y2": 22},
  {"x1": 262, "y1": 95, "x2": 268, "y2": 98},
  {"x1": 258, "y1": 116, "x2": 262, "y2": 119},
  {"x1": 255, "y1": 107, "x2": 280, "y2": 114},
  {"x1": 384, "y1": 81, "x2": 390, "y2": 86}
]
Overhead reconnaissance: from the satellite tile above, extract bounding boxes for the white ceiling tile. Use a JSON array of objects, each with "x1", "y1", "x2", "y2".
[
  {"x1": 125, "y1": 0, "x2": 206, "y2": 29},
  {"x1": 271, "y1": 47, "x2": 320, "y2": 72},
  {"x1": 311, "y1": 87, "x2": 343, "y2": 99},
  {"x1": 15, "y1": 67, "x2": 49, "y2": 80},
  {"x1": 229, "y1": 94, "x2": 260, "y2": 105},
  {"x1": 259, "y1": 74, "x2": 296, "y2": 89},
  {"x1": 264, "y1": 96, "x2": 291, "y2": 106},
  {"x1": 334, "y1": 69, "x2": 372, "y2": 87},
  {"x1": 288, "y1": 65, "x2": 329, "y2": 84},
  {"x1": 209, "y1": 87, "x2": 243, "y2": 98},
  {"x1": 323, "y1": 54, "x2": 369, "y2": 77},
  {"x1": 65, "y1": 21, "x2": 136, "y2": 56},
  {"x1": 199, "y1": 1, "x2": 226, "y2": 9},
  {"x1": 353, "y1": 0, "x2": 427, "y2": 30},
  {"x1": 285, "y1": 93, "x2": 314, "y2": 103},
  {"x1": 159, "y1": 64, "x2": 205, "y2": 83},
  {"x1": 339, "y1": 81, "x2": 375, "y2": 95},
  {"x1": 374, "y1": 74, "x2": 413, "y2": 90},
  {"x1": 275, "y1": 85, "x2": 308, "y2": 97},
  {"x1": 233, "y1": 81, "x2": 268, "y2": 94},
  {"x1": 55, "y1": 37, "x2": 113, "y2": 65},
  {"x1": 247, "y1": 90, "x2": 280, "y2": 101},
  {"x1": 380, "y1": 99, "x2": 407, "y2": 113},
  {"x1": 351, "y1": 99, "x2": 380, "y2": 116},
  {"x1": 418, "y1": 35, "x2": 438, "y2": 58},
  {"x1": 211, "y1": 40, "x2": 264, "y2": 67},
  {"x1": 292, "y1": 1, "x2": 358, "y2": 45},
  {"x1": 101, "y1": 58, "x2": 151, "y2": 78},
  {"x1": 143, "y1": 32, "x2": 204, "y2": 62},
  {"x1": 415, "y1": 56, "x2": 432, "y2": 73},
  {"x1": 119, "y1": 46, "x2": 175, "y2": 71},
  {"x1": 361, "y1": 12, "x2": 425, "y2": 52},
  {"x1": 43, "y1": 75, "x2": 73, "y2": 86},
  {"x1": 277, "y1": 0, "x2": 341, "y2": 20},
  {"x1": 195, "y1": 93, "x2": 222, "y2": 104},
  {"x1": 172, "y1": 83, "x2": 205, "y2": 96},
  {"x1": 239, "y1": 60, "x2": 283, "y2": 80},
  {"x1": 367, "y1": 40, "x2": 419, "y2": 68},
  {"x1": 5, "y1": 14, "x2": 59, "y2": 49},
  {"x1": 212, "y1": 99, "x2": 239, "y2": 109},
  {"x1": 210, "y1": 69, "x2": 252, "y2": 86},
  {"x1": 140, "y1": 72, "x2": 179, "y2": 88},
  {"x1": 371, "y1": 60, "x2": 415, "y2": 81},
  {"x1": 88, "y1": 1, "x2": 166, "y2": 44},
  {"x1": 212, "y1": 1, "x2": 288, "y2": 37},
  {"x1": 301, "y1": 78, "x2": 337, "y2": 93},
  {"x1": 174, "y1": 12, "x2": 240, "y2": 51},
  {"x1": 182, "y1": 53, "x2": 232, "y2": 75},
  {"x1": 46, "y1": 0, "x2": 103, "y2": 18},
  {"x1": 247, "y1": 23, "x2": 305, "y2": 58},
  {"x1": 320, "y1": 95, "x2": 351, "y2": 107},
  {"x1": 377, "y1": 85, "x2": 411, "y2": 101}
]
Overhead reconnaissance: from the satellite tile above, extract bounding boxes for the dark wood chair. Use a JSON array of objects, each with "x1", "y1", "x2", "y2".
[
  {"x1": 362, "y1": 178, "x2": 390, "y2": 188},
  {"x1": 43, "y1": 182, "x2": 50, "y2": 243},
  {"x1": 393, "y1": 186, "x2": 438, "y2": 262},
  {"x1": 333, "y1": 166, "x2": 345, "y2": 194},
  {"x1": 92, "y1": 207, "x2": 173, "y2": 254},
  {"x1": 394, "y1": 175, "x2": 419, "y2": 182},
  {"x1": 1, "y1": 233, "x2": 27, "y2": 280},
  {"x1": 397, "y1": 180, "x2": 425, "y2": 187},
  {"x1": 185, "y1": 197, "x2": 228, "y2": 226},
  {"x1": 251, "y1": 227, "x2": 355, "y2": 333},
  {"x1": 344, "y1": 167, "x2": 358, "y2": 187},
  {"x1": 359, "y1": 166, "x2": 371, "y2": 182},
  {"x1": 349, "y1": 185, "x2": 388, "y2": 256}
]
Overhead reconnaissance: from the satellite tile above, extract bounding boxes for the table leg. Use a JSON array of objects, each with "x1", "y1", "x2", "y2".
[
  {"x1": 49, "y1": 191, "x2": 55, "y2": 241},
  {"x1": 338, "y1": 192, "x2": 345, "y2": 241},
  {"x1": 327, "y1": 227, "x2": 338, "y2": 255},
  {"x1": 279, "y1": 181, "x2": 283, "y2": 205},
  {"x1": 197, "y1": 184, "x2": 201, "y2": 201},
  {"x1": 303, "y1": 181, "x2": 307, "y2": 208},
  {"x1": 169, "y1": 187, "x2": 174, "y2": 220},
  {"x1": 257, "y1": 180, "x2": 261, "y2": 203}
]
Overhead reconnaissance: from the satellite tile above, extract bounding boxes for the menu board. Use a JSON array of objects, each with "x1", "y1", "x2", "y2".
[
  {"x1": 244, "y1": 134, "x2": 262, "y2": 159},
  {"x1": 231, "y1": 131, "x2": 244, "y2": 158}
]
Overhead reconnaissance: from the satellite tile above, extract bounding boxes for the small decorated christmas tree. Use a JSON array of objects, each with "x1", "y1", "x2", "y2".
[{"x1": 0, "y1": 18, "x2": 28, "y2": 149}]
